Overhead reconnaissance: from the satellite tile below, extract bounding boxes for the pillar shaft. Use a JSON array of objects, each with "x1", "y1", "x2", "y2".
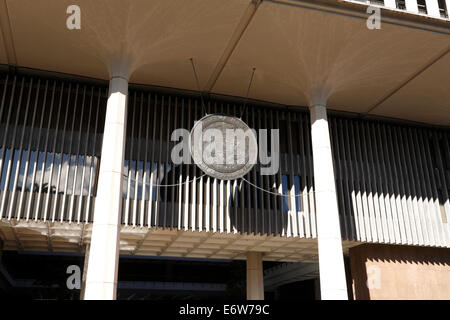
[
  {"x1": 310, "y1": 104, "x2": 348, "y2": 300},
  {"x1": 247, "y1": 252, "x2": 264, "y2": 300},
  {"x1": 84, "y1": 76, "x2": 128, "y2": 300},
  {"x1": 80, "y1": 244, "x2": 90, "y2": 300}
]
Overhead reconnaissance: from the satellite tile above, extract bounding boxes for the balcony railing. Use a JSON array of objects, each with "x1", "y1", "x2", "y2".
[
  {"x1": 349, "y1": 0, "x2": 449, "y2": 19},
  {"x1": 369, "y1": 0, "x2": 385, "y2": 5},
  {"x1": 396, "y1": 0, "x2": 407, "y2": 10},
  {"x1": 418, "y1": 3, "x2": 428, "y2": 14}
]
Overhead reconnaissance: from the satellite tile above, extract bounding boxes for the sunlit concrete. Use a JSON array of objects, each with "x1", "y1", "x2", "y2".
[
  {"x1": 310, "y1": 104, "x2": 348, "y2": 300},
  {"x1": 0, "y1": 0, "x2": 448, "y2": 125},
  {"x1": 246, "y1": 251, "x2": 264, "y2": 300},
  {"x1": 84, "y1": 75, "x2": 128, "y2": 300}
]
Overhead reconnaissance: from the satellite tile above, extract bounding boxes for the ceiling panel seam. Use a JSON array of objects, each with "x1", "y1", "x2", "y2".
[
  {"x1": 364, "y1": 46, "x2": 450, "y2": 115},
  {"x1": 204, "y1": 0, "x2": 262, "y2": 92}
]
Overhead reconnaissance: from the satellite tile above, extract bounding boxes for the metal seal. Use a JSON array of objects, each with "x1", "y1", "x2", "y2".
[{"x1": 190, "y1": 114, "x2": 258, "y2": 180}]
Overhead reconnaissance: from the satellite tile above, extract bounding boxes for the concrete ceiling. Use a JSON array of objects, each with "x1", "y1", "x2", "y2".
[
  {"x1": 0, "y1": 220, "x2": 359, "y2": 262},
  {"x1": 0, "y1": 0, "x2": 449, "y2": 125}
]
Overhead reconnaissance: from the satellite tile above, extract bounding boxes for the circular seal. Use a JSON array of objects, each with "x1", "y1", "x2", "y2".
[{"x1": 190, "y1": 114, "x2": 258, "y2": 180}]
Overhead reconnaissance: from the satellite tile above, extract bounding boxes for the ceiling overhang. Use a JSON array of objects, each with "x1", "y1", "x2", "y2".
[{"x1": 0, "y1": 0, "x2": 448, "y2": 125}]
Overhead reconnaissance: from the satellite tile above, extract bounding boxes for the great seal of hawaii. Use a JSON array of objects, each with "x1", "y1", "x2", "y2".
[{"x1": 189, "y1": 114, "x2": 258, "y2": 180}]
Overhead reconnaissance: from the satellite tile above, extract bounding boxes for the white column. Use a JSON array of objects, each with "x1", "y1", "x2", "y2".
[
  {"x1": 405, "y1": 0, "x2": 419, "y2": 13},
  {"x1": 425, "y1": 0, "x2": 442, "y2": 17},
  {"x1": 84, "y1": 75, "x2": 128, "y2": 300},
  {"x1": 79, "y1": 244, "x2": 90, "y2": 300},
  {"x1": 310, "y1": 105, "x2": 348, "y2": 300},
  {"x1": 446, "y1": 0, "x2": 450, "y2": 18},
  {"x1": 247, "y1": 252, "x2": 264, "y2": 300}
]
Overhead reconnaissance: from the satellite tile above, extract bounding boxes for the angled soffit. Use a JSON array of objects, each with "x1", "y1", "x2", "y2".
[{"x1": 0, "y1": 0, "x2": 449, "y2": 125}]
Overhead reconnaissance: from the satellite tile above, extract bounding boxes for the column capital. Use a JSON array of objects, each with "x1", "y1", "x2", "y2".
[
  {"x1": 309, "y1": 104, "x2": 329, "y2": 126},
  {"x1": 307, "y1": 87, "x2": 330, "y2": 108},
  {"x1": 110, "y1": 75, "x2": 129, "y2": 82},
  {"x1": 308, "y1": 104, "x2": 327, "y2": 109},
  {"x1": 108, "y1": 58, "x2": 132, "y2": 81}
]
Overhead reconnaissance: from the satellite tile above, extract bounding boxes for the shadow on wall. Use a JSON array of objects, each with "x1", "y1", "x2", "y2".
[
  {"x1": 121, "y1": 92, "x2": 314, "y2": 236},
  {"x1": 156, "y1": 164, "x2": 291, "y2": 236},
  {"x1": 121, "y1": 89, "x2": 450, "y2": 243}
]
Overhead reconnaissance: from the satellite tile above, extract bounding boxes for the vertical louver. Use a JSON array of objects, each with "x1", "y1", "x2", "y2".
[
  {"x1": 123, "y1": 90, "x2": 317, "y2": 238},
  {"x1": 0, "y1": 74, "x2": 106, "y2": 223},
  {"x1": 1, "y1": 72, "x2": 448, "y2": 247},
  {"x1": 329, "y1": 116, "x2": 450, "y2": 247}
]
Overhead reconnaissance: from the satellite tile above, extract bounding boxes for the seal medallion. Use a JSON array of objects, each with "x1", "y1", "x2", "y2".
[{"x1": 189, "y1": 114, "x2": 258, "y2": 180}]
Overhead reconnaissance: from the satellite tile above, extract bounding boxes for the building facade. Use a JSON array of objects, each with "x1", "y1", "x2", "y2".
[{"x1": 0, "y1": 0, "x2": 449, "y2": 300}]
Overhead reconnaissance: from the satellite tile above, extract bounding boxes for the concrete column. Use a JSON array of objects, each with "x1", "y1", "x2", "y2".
[
  {"x1": 309, "y1": 105, "x2": 348, "y2": 300},
  {"x1": 425, "y1": 0, "x2": 442, "y2": 17},
  {"x1": 314, "y1": 278, "x2": 321, "y2": 300},
  {"x1": 79, "y1": 244, "x2": 90, "y2": 300},
  {"x1": 405, "y1": 0, "x2": 419, "y2": 13},
  {"x1": 84, "y1": 75, "x2": 128, "y2": 300},
  {"x1": 246, "y1": 252, "x2": 264, "y2": 300},
  {"x1": 446, "y1": 0, "x2": 450, "y2": 17}
]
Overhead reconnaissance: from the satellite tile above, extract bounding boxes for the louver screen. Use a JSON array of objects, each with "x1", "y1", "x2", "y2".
[{"x1": 0, "y1": 74, "x2": 106, "y2": 223}]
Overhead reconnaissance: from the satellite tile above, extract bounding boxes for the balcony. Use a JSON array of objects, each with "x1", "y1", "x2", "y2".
[
  {"x1": 396, "y1": 0, "x2": 407, "y2": 10},
  {"x1": 418, "y1": 0, "x2": 428, "y2": 14},
  {"x1": 349, "y1": 0, "x2": 450, "y2": 19}
]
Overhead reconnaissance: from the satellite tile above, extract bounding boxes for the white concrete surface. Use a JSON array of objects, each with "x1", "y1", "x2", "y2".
[
  {"x1": 84, "y1": 75, "x2": 128, "y2": 300},
  {"x1": 425, "y1": 0, "x2": 442, "y2": 17},
  {"x1": 384, "y1": 0, "x2": 397, "y2": 9},
  {"x1": 405, "y1": 0, "x2": 420, "y2": 13},
  {"x1": 309, "y1": 105, "x2": 348, "y2": 300}
]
